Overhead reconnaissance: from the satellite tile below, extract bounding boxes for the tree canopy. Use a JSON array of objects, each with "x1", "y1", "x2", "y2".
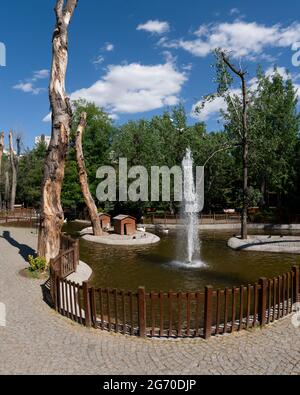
[{"x1": 12, "y1": 65, "x2": 300, "y2": 220}]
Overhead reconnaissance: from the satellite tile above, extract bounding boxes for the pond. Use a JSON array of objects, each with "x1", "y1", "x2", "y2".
[{"x1": 63, "y1": 222, "x2": 300, "y2": 292}]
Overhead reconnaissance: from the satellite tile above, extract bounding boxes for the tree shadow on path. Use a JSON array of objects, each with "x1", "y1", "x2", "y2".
[{"x1": 0, "y1": 230, "x2": 36, "y2": 262}]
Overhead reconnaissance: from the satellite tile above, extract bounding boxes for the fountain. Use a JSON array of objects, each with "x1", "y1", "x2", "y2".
[
  {"x1": 182, "y1": 148, "x2": 201, "y2": 264},
  {"x1": 172, "y1": 149, "x2": 206, "y2": 268}
]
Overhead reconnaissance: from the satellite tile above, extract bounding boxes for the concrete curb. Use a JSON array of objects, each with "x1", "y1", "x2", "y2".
[{"x1": 228, "y1": 236, "x2": 300, "y2": 254}]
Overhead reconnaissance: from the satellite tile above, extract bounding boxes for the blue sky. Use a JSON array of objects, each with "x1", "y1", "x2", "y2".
[{"x1": 1, "y1": 0, "x2": 300, "y2": 149}]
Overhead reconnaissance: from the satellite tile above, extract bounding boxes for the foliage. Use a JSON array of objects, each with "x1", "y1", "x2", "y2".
[
  {"x1": 16, "y1": 141, "x2": 47, "y2": 208},
  {"x1": 12, "y1": 68, "x2": 300, "y2": 218},
  {"x1": 222, "y1": 66, "x2": 300, "y2": 207},
  {"x1": 28, "y1": 255, "x2": 47, "y2": 273}
]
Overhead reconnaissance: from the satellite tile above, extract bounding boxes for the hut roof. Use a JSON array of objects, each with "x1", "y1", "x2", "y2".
[
  {"x1": 99, "y1": 213, "x2": 111, "y2": 218},
  {"x1": 113, "y1": 215, "x2": 136, "y2": 221}
]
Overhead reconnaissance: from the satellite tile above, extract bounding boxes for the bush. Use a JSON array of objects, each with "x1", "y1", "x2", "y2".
[{"x1": 28, "y1": 256, "x2": 47, "y2": 273}]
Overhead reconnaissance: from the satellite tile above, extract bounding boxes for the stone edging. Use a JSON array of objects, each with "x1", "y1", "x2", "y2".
[{"x1": 228, "y1": 236, "x2": 300, "y2": 254}]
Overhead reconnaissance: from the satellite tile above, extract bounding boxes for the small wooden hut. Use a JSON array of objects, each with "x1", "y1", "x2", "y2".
[
  {"x1": 113, "y1": 215, "x2": 136, "y2": 236},
  {"x1": 99, "y1": 213, "x2": 111, "y2": 230}
]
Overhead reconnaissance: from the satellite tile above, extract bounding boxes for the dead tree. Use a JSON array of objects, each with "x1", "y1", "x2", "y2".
[
  {"x1": 38, "y1": 0, "x2": 78, "y2": 263},
  {"x1": 9, "y1": 131, "x2": 17, "y2": 211},
  {"x1": 220, "y1": 51, "x2": 249, "y2": 240},
  {"x1": 75, "y1": 113, "x2": 102, "y2": 236},
  {"x1": 4, "y1": 169, "x2": 10, "y2": 209}
]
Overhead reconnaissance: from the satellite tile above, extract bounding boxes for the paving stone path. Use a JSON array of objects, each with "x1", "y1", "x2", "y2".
[{"x1": 0, "y1": 226, "x2": 299, "y2": 375}]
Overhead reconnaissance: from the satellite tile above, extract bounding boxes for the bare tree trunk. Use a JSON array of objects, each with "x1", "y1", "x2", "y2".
[
  {"x1": 241, "y1": 76, "x2": 248, "y2": 240},
  {"x1": 38, "y1": 0, "x2": 78, "y2": 263},
  {"x1": 5, "y1": 170, "x2": 10, "y2": 209},
  {"x1": 9, "y1": 131, "x2": 17, "y2": 211},
  {"x1": 75, "y1": 113, "x2": 102, "y2": 236},
  {"x1": 221, "y1": 52, "x2": 249, "y2": 239}
]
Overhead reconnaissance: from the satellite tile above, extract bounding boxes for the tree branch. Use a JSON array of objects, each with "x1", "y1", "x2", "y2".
[
  {"x1": 55, "y1": 0, "x2": 64, "y2": 22},
  {"x1": 76, "y1": 112, "x2": 103, "y2": 236},
  {"x1": 64, "y1": 0, "x2": 78, "y2": 19},
  {"x1": 220, "y1": 51, "x2": 245, "y2": 78},
  {"x1": 203, "y1": 144, "x2": 239, "y2": 168}
]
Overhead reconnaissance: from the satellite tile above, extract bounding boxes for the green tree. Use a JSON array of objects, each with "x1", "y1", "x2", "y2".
[
  {"x1": 250, "y1": 68, "x2": 300, "y2": 208},
  {"x1": 17, "y1": 141, "x2": 47, "y2": 208}
]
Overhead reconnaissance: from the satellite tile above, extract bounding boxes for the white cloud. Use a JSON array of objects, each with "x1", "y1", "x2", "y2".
[
  {"x1": 92, "y1": 55, "x2": 105, "y2": 66},
  {"x1": 104, "y1": 42, "x2": 114, "y2": 52},
  {"x1": 162, "y1": 50, "x2": 177, "y2": 64},
  {"x1": 108, "y1": 113, "x2": 119, "y2": 121},
  {"x1": 192, "y1": 96, "x2": 227, "y2": 122},
  {"x1": 43, "y1": 62, "x2": 187, "y2": 122},
  {"x1": 161, "y1": 21, "x2": 300, "y2": 60},
  {"x1": 43, "y1": 112, "x2": 52, "y2": 123},
  {"x1": 230, "y1": 8, "x2": 240, "y2": 16},
  {"x1": 137, "y1": 20, "x2": 170, "y2": 35},
  {"x1": 13, "y1": 69, "x2": 49, "y2": 95},
  {"x1": 70, "y1": 62, "x2": 186, "y2": 116},
  {"x1": 13, "y1": 82, "x2": 44, "y2": 95},
  {"x1": 33, "y1": 69, "x2": 49, "y2": 80},
  {"x1": 92, "y1": 43, "x2": 114, "y2": 68}
]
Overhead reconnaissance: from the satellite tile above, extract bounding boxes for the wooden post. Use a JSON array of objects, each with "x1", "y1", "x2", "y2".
[
  {"x1": 90, "y1": 287, "x2": 96, "y2": 328},
  {"x1": 204, "y1": 286, "x2": 213, "y2": 339},
  {"x1": 138, "y1": 287, "x2": 146, "y2": 338},
  {"x1": 83, "y1": 281, "x2": 92, "y2": 328},
  {"x1": 55, "y1": 274, "x2": 61, "y2": 313},
  {"x1": 74, "y1": 240, "x2": 80, "y2": 271},
  {"x1": 292, "y1": 266, "x2": 299, "y2": 303},
  {"x1": 258, "y1": 278, "x2": 268, "y2": 326},
  {"x1": 50, "y1": 261, "x2": 55, "y2": 307}
]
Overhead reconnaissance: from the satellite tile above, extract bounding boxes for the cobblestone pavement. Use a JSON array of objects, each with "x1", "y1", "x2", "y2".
[{"x1": 0, "y1": 227, "x2": 299, "y2": 375}]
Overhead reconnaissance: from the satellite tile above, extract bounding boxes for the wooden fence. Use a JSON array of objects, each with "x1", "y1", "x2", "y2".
[
  {"x1": 0, "y1": 208, "x2": 38, "y2": 226},
  {"x1": 145, "y1": 213, "x2": 241, "y2": 226},
  {"x1": 50, "y1": 235, "x2": 300, "y2": 339}
]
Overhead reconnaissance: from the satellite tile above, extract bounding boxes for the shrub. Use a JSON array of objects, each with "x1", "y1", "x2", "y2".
[{"x1": 28, "y1": 256, "x2": 47, "y2": 273}]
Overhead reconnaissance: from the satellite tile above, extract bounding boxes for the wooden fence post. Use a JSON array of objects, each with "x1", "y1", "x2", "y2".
[
  {"x1": 138, "y1": 287, "x2": 146, "y2": 338},
  {"x1": 55, "y1": 274, "x2": 61, "y2": 312},
  {"x1": 292, "y1": 266, "x2": 299, "y2": 304},
  {"x1": 50, "y1": 263, "x2": 57, "y2": 310},
  {"x1": 258, "y1": 278, "x2": 268, "y2": 326},
  {"x1": 83, "y1": 281, "x2": 92, "y2": 328},
  {"x1": 204, "y1": 286, "x2": 213, "y2": 339},
  {"x1": 74, "y1": 239, "x2": 80, "y2": 271}
]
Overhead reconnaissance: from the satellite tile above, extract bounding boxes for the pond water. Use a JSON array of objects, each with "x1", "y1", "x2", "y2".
[{"x1": 63, "y1": 222, "x2": 300, "y2": 292}]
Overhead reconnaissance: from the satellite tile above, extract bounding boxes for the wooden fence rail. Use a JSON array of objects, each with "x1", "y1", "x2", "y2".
[
  {"x1": 144, "y1": 213, "x2": 241, "y2": 226},
  {"x1": 50, "y1": 235, "x2": 300, "y2": 339}
]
